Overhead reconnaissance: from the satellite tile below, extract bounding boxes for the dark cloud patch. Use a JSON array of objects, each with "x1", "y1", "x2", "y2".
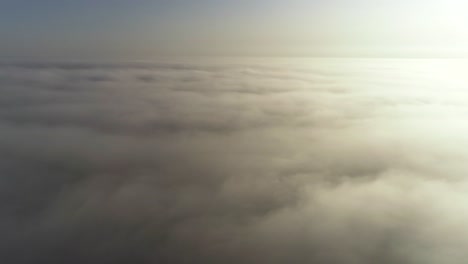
[{"x1": 1, "y1": 59, "x2": 468, "y2": 264}]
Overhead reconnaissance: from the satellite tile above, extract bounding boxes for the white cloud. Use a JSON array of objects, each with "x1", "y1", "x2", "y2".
[{"x1": 1, "y1": 58, "x2": 468, "y2": 263}]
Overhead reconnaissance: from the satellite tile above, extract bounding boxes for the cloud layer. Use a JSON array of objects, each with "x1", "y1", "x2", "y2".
[{"x1": 2, "y1": 58, "x2": 468, "y2": 264}]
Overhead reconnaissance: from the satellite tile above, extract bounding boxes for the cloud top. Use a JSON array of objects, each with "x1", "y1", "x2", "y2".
[{"x1": 2, "y1": 58, "x2": 468, "y2": 264}]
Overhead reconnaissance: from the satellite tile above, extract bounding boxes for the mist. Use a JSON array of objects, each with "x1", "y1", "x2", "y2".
[{"x1": 2, "y1": 58, "x2": 468, "y2": 263}]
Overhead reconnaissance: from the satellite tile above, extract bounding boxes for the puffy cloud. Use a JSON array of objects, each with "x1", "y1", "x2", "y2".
[{"x1": 1, "y1": 58, "x2": 468, "y2": 263}]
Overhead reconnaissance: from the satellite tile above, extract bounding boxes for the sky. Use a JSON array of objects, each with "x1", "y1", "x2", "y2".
[
  {"x1": 2, "y1": 0, "x2": 468, "y2": 59},
  {"x1": 4, "y1": 1, "x2": 468, "y2": 262}
]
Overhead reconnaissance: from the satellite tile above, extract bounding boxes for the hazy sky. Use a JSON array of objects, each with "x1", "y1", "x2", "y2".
[{"x1": 1, "y1": 0, "x2": 468, "y2": 59}]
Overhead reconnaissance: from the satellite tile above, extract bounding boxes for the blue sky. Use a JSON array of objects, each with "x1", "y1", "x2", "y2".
[{"x1": 1, "y1": 0, "x2": 467, "y2": 59}]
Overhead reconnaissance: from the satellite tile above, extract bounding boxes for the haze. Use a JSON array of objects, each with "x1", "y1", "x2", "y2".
[
  {"x1": 2, "y1": 0, "x2": 468, "y2": 59},
  {"x1": 2, "y1": 1, "x2": 468, "y2": 264}
]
